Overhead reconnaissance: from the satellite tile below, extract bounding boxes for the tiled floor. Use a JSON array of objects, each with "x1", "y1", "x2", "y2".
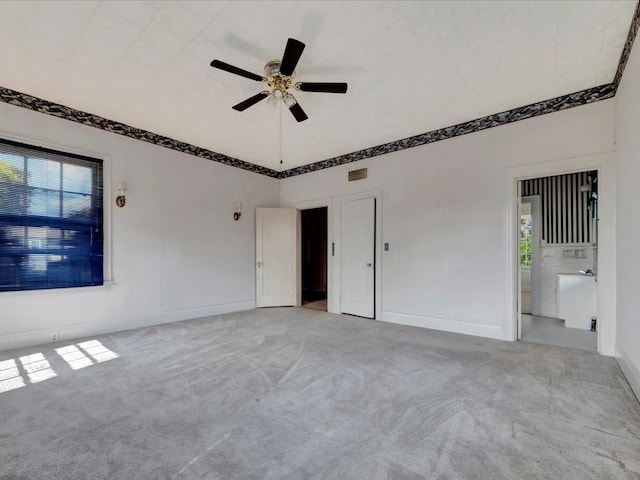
[
  {"x1": 521, "y1": 291, "x2": 531, "y2": 314},
  {"x1": 521, "y1": 314, "x2": 597, "y2": 351}
]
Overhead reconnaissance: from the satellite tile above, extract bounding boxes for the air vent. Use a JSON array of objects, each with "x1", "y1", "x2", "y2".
[{"x1": 348, "y1": 168, "x2": 367, "y2": 181}]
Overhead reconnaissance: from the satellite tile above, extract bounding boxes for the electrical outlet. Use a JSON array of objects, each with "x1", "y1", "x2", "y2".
[{"x1": 50, "y1": 332, "x2": 59, "y2": 342}]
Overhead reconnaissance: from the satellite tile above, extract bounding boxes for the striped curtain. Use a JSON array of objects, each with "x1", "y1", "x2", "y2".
[{"x1": 521, "y1": 171, "x2": 596, "y2": 244}]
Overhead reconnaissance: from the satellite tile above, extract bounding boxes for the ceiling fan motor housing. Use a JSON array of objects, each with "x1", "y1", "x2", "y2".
[{"x1": 264, "y1": 60, "x2": 294, "y2": 95}]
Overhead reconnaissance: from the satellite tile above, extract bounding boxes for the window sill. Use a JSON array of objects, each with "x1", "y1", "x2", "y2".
[{"x1": 0, "y1": 281, "x2": 115, "y2": 297}]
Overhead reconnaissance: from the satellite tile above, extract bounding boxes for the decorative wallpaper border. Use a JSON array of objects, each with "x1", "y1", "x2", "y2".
[
  {"x1": 279, "y1": 84, "x2": 616, "y2": 178},
  {"x1": 0, "y1": 87, "x2": 281, "y2": 178},
  {"x1": 0, "y1": 1, "x2": 638, "y2": 180},
  {"x1": 0, "y1": 81, "x2": 618, "y2": 181},
  {"x1": 613, "y1": 0, "x2": 640, "y2": 87}
]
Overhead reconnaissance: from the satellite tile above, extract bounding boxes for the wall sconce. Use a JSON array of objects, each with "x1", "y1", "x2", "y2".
[
  {"x1": 233, "y1": 201, "x2": 242, "y2": 221},
  {"x1": 115, "y1": 181, "x2": 128, "y2": 208}
]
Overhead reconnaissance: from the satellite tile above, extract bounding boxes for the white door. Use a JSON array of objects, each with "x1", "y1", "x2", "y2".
[
  {"x1": 340, "y1": 197, "x2": 375, "y2": 318},
  {"x1": 256, "y1": 208, "x2": 297, "y2": 307}
]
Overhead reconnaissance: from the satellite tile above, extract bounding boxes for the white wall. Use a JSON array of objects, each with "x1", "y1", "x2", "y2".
[
  {"x1": 0, "y1": 87, "x2": 624, "y2": 358},
  {"x1": 0, "y1": 102, "x2": 279, "y2": 350},
  {"x1": 281, "y1": 100, "x2": 615, "y2": 341},
  {"x1": 615, "y1": 37, "x2": 640, "y2": 398}
]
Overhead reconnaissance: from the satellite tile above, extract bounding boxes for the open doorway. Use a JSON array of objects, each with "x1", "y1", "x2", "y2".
[
  {"x1": 517, "y1": 171, "x2": 598, "y2": 351},
  {"x1": 301, "y1": 207, "x2": 327, "y2": 311}
]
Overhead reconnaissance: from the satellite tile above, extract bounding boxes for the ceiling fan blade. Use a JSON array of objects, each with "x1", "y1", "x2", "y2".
[
  {"x1": 279, "y1": 38, "x2": 305, "y2": 77},
  {"x1": 210, "y1": 59, "x2": 264, "y2": 82},
  {"x1": 232, "y1": 91, "x2": 270, "y2": 111},
  {"x1": 288, "y1": 102, "x2": 308, "y2": 122},
  {"x1": 297, "y1": 82, "x2": 348, "y2": 94}
]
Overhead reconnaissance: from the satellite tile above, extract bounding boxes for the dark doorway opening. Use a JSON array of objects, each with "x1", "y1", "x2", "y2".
[{"x1": 301, "y1": 207, "x2": 327, "y2": 311}]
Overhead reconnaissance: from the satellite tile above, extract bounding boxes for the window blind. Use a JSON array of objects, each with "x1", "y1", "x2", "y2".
[{"x1": 0, "y1": 138, "x2": 103, "y2": 291}]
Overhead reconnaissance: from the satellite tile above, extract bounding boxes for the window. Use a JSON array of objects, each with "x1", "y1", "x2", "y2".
[
  {"x1": 0, "y1": 139, "x2": 103, "y2": 291},
  {"x1": 520, "y1": 212, "x2": 532, "y2": 267}
]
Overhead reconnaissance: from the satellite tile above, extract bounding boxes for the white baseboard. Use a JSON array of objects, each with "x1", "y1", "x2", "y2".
[
  {"x1": 616, "y1": 344, "x2": 640, "y2": 403},
  {"x1": 156, "y1": 300, "x2": 255, "y2": 324},
  {"x1": 0, "y1": 300, "x2": 255, "y2": 353},
  {"x1": 382, "y1": 311, "x2": 504, "y2": 340}
]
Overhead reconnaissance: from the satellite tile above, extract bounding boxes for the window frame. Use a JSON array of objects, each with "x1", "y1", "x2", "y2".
[
  {"x1": 519, "y1": 212, "x2": 532, "y2": 267},
  {"x1": 0, "y1": 136, "x2": 111, "y2": 293}
]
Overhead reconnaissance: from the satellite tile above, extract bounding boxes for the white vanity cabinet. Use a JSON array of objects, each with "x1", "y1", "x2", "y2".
[{"x1": 557, "y1": 274, "x2": 597, "y2": 330}]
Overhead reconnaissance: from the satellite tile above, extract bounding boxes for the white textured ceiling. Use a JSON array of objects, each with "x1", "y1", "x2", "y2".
[{"x1": 0, "y1": 1, "x2": 636, "y2": 171}]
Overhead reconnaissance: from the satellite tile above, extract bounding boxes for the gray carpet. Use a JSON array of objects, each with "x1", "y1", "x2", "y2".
[{"x1": 1, "y1": 308, "x2": 639, "y2": 479}]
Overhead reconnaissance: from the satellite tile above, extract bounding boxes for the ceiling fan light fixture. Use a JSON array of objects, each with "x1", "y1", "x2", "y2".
[
  {"x1": 283, "y1": 93, "x2": 297, "y2": 108},
  {"x1": 264, "y1": 60, "x2": 281, "y2": 77}
]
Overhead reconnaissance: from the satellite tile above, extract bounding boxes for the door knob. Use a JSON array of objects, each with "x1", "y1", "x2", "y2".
[
  {"x1": 257, "y1": 262, "x2": 262, "y2": 268},
  {"x1": 367, "y1": 263, "x2": 372, "y2": 267}
]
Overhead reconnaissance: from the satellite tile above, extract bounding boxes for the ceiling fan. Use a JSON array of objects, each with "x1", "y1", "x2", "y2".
[{"x1": 210, "y1": 38, "x2": 348, "y2": 122}]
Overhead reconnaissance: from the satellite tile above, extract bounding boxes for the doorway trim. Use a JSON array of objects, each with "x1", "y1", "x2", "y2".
[
  {"x1": 291, "y1": 190, "x2": 382, "y2": 319},
  {"x1": 293, "y1": 197, "x2": 333, "y2": 310},
  {"x1": 299, "y1": 205, "x2": 329, "y2": 310},
  {"x1": 504, "y1": 152, "x2": 615, "y2": 355}
]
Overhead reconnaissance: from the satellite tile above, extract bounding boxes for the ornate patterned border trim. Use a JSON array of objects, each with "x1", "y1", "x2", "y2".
[
  {"x1": 0, "y1": 86, "x2": 281, "y2": 178},
  {"x1": 278, "y1": 84, "x2": 616, "y2": 178},
  {"x1": 0, "y1": 1, "x2": 637, "y2": 180},
  {"x1": 613, "y1": 0, "x2": 640, "y2": 87}
]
